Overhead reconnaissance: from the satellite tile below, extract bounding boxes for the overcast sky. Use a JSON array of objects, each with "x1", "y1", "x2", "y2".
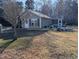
[
  {"x1": 17, "y1": 0, "x2": 56, "y2": 4},
  {"x1": 17, "y1": 0, "x2": 57, "y2": 10}
]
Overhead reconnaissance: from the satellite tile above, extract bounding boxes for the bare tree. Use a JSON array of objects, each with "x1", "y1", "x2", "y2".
[
  {"x1": 64, "y1": 0, "x2": 78, "y2": 25},
  {"x1": 3, "y1": 0, "x2": 23, "y2": 40},
  {"x1": 41, "y1": 0, "x2": 48, "y2": 5},
  {"x1": 55, "y1": 0, "x2": 78, "y2": 25},
  {"x1": 41, "y1": 0, "x2": 52, "y2": 17},
  {"x1": 55, "y1": 0, "x2": 64, "y2": 18}
]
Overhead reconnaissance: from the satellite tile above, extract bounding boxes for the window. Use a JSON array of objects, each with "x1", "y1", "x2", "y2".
[
  {"x1": 59, "y1": 20, "x2": 61, "y2": 23},
  {"x1": 32, "y1": 22, "x2": 34, "y2": 26}
]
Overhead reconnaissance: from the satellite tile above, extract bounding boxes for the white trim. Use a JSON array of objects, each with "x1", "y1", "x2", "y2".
[
  {"x1": 28, "y1": 19, "x2": 30, "y2": 28},
  {"x1": 61, "y1": 19, "x2": 63, "y2": 26},
  {"x1": 22, "y1": 19, "x2": 30, "y2": 28},
  {"x1": 58, "y1": 19, "x2": 63, "y2": 27}
]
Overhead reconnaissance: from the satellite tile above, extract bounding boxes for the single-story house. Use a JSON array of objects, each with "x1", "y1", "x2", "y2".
[
  {"x1": 0, "y1": 10, "x2": 63, "y2": 29},
  {"x1": 20, "y1": 10, "x2": 53, "y2": 29}
]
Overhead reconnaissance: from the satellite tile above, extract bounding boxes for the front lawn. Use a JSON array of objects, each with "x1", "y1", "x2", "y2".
[{"x1": 0, "y1": 31, "x2": 77, "y2": 59}]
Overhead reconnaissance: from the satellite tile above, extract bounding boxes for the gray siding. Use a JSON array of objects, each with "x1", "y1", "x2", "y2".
[{"x1": 41, "y1": 18, "x2": 52, "y2": 28}]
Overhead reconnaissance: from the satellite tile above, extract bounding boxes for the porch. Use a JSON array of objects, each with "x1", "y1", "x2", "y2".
[{"x1": 22, "y1": 18, "x2": 42, "y2": 29}]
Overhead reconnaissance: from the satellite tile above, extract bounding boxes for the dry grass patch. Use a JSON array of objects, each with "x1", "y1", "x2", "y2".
[{"x1": 0, "y1": 30, "x2": 77, "y2": 59}]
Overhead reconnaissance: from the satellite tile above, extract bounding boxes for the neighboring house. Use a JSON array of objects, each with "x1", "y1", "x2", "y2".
[
  {"x1": 0, "y1": 17, "x2": 12, "y2": 27},
  {"x1": 0, "y1": 0, "x2": 12, "y2": 27},
  {"x1": 20, "y1": 10, "x2": 52, "y2": 29}
]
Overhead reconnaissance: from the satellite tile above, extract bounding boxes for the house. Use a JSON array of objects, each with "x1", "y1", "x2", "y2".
[
  {"x1": 0, "y1": 0, "x2": 63, "y2": 29},
  {"x1": 20, "y1": 10, "x2": 53, "y2": 29},
  {"x1": 52, "y1": 17, "x2": 63, "y2": 28},
  {"x1": 0, "y1": 0, "x2": 12, "y2": 27},
  {"x1": 0, "y1": 9, "x2": 63, "y2": 29}
]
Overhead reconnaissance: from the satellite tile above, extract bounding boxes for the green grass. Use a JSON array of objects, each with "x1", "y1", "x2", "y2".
[
  {"x1": 0, "y1": 39, "x2": 12, "y2": 47},
  {"x1": 8, "y1": 37, "x2": 33, "y2": 49}
]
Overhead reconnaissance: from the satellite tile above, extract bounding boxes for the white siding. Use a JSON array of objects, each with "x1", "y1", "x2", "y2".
[{"x1": 22, "y1": 19, "x2": 29, "y2": 28}]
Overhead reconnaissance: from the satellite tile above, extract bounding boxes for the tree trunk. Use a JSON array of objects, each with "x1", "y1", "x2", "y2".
[{"x1": 13, "y1": 26, "x2": 17, "y2": 40}]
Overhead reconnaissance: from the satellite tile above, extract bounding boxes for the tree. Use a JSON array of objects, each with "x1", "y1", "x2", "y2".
[
  {"x1": 55, "y1": 0, "x2": 78, "y2": 25},
  {"x1": 41, "y1": 0, "x2": 52, "y2": 17},
  {"x1": 16, "y1": 1, "x2": 23, "y2": 9},
  {"x1": 71, "y1": 0, "x2": 78, "y2": 25},
  {"x1": 55, "y1": 0, "x2": 64, "y2": 18},
  {"x1": 41, "y1": 0, "x2": 48, "y2": 5},
  {"x1": 25, "y1": 0, "x2": 34, "y2": 10},
  {"x1": 64, "y1": 0, "x2": 78, "y2": 25},
  {"x1": 16, "y1": 1, "x2": 23, "y2": 28},
  {"x1": 3, "y1": 0, "x2": 23, "y2": 40},
  {"x1": 34, "y1": 0, "x2": 48, "y2": 11}
]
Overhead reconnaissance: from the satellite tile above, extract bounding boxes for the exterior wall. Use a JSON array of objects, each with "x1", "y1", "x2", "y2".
[
  {"x1": 58, "y1": 18, "x2": 63, "y2": 27},
  {"x1": 22, "y1": 16, "x2": 40, "y2": 28},
  {"x1": 22, "y1": 18, "x2": 29, "y2": 28},
  {"x1": 52, "y1": 19, "x2": 58, "y2": 24},
  {"x1": 29, "y1": 18, "x2": 39, "y2": 28},
  {"x1": 41, "y1": 18, "x2": 52, "y2": 28},
  {"x1": 22, "y1": 16, "x2": 52, "y2": 29}
]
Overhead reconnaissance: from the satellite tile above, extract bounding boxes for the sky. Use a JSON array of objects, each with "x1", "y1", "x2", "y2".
[
  {"x1": 18, "y1": 0, "x2": 56, "y2": 2},
  {"x1": 17, "y1": 0, "x2": 26, "y2": 4},
  {"x1": 17, "y1": 0, "x2": 57, "y2": 10},
  {"x1": 17, "y1": 0, "x2": 56, "y2": 4}
]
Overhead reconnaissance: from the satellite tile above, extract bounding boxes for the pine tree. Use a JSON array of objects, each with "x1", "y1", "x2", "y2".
[{"x1": 25, "y1": 0, "x2": 34, "y2": 10}]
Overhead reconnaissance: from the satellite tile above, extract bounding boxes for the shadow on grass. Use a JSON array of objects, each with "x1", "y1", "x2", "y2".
[
  {"x1": 0, "y1": 39, "x2": 16, "y2": 54},
  {"x1": 0, "y1": 29, "x2": 48, "y2": 53},
  {"x1": 0, "y1": 29, "x2": 48, "y2": 40}
]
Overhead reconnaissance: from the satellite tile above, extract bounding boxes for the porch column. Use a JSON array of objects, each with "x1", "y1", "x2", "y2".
[
  {"x1": 61, "y1": 19, "x2": 63, "y2": 27},
  {"x1": 58, "y1": 19, "x2": 59, "y2": 27},
  {"x1": 29, "y1": 19, "x2": 32, "y2": 28},
  {"x1": 40, "y1": 18, "x2": 42, "y2": 28},
  {"x1": 28, "y1": 19, "x2": 29, "y2": 28}
]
